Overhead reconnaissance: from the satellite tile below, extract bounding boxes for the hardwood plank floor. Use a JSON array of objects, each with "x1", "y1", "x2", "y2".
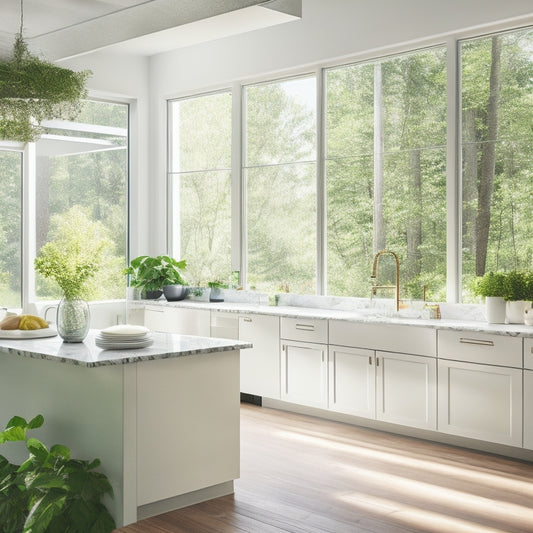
[{"x1": 115, "y1": 404, "x2": 533, "y2": 532}]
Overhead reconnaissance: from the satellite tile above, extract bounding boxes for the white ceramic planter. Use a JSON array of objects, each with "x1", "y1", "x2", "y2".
[
  {"x1": 485, "y1": 296, "x2": 506, "y2": 324},
  {"x1": 506, "y1": 300, "x2": 531, "y2": 324}
]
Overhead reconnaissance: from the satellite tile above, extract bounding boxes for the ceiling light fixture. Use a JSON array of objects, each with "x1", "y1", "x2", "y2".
[{"x1": 0, "y1": 0, "x2": 91, "y2": 143}]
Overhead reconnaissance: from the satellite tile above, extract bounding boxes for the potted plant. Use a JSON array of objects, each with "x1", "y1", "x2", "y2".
[
  {"x1": 502, "y1": 270, "x2": 533, "y2": 324},
  {"x1": 472, "y1": 272, "x2": 506, "y2": 324},
  {"x1": 187, "y1": 285, "x2": 211, "y2": 302},
  {"x1": 123, "y1": 255, "x2": 186, "y2": 300},
  {"x1": 0, "y1": 414, "x2": 115, "y2": 532},
  {"x1": 207, "y1": 280, "x2": 227, "y2": 302},
  {"x1": 34, "y1": 241, "x2": 99, "y2": 341}
]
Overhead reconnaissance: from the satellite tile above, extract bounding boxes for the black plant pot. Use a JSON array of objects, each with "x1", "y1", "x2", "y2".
[
  {"x1": 143, "y1": 290, "x2": 163, "y2": 300},
  {"x1": 163, "y1": 285, "x2": 188, "y2": 301}
]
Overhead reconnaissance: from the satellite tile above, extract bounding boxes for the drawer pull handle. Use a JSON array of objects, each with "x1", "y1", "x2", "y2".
[
  {"x1": 459, "y1": 338, "x2": 494, "y2": 347},
  {"x1": 148, "y1": 309, "x2": 164, "y2": 313},
  {"x1": 295, "y1": 324, "x2": 315, "y2": 331},
  {"x1": 369, "y1": 356, "x2": 372, "y2": 365},
  {"x1": 243, "y1": 317, "x2": 252, "y2": 323}
]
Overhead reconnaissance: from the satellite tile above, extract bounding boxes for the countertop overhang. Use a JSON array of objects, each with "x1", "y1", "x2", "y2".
[{"x1": 0, "y1": 329, "x2": 252, "y2": 367}]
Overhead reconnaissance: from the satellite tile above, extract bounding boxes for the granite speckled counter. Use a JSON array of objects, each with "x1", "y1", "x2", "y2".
[
  {"x1": 129, "y1": 298, "x2": 533, "y2": 338},
  {"x1": 0, "y1": 330, "x2": 251, "y2": 527},
  {"x1": 0, "y1": 329, "x2": 251, "y2": 367}
]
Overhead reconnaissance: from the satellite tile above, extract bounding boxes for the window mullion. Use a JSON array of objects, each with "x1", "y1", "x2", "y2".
[{"x1": 446, "y1": 37, "x2": 460, "y2": 303}]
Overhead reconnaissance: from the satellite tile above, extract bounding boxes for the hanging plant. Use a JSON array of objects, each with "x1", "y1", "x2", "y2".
[{"x1": 0, "y1": 3, "x2": 91, "y2": 143}]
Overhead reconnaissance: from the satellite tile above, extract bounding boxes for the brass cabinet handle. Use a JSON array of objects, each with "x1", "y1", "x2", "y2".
[{"x1": 459, "y1": 337, "x2": 494, "y2": 347}]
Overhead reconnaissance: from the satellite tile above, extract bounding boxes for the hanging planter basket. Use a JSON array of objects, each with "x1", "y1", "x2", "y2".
[{"x1": 0, "y1": 34, "x2": 91, "y2": 142}]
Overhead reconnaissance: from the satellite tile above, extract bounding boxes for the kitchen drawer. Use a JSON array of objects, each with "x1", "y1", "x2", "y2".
[
  {"x1": 437, "y1": 330, "x2": 522, "y2": 368},
  {"x1": 280, "y1": 317, "x2": 328, "y2": 344},
  {"x1": 210, "y1": 312, "x2": 239, "y2": 340},
  {"x1": 329, "y1": 320, "x2": 436, "y2": 356},
  {"x1": 524, "y1": 338, "x2": 533, "y2": 370}
]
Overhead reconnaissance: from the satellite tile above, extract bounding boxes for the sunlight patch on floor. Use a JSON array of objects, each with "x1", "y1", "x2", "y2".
[
  {"x1": 337, "y1": 463, "x2": 533, "y2": 525},
  {"x1": 275, "y1": 429, "x2": 533, "y2": 496},
  {"x1": 339, "y1": 492, "x2": 510, "y2": 533}
]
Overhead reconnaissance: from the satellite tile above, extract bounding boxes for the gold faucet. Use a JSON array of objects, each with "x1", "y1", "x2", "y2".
[{"x1": 370, "y1": 250, "x2": 400, "y2": 312}]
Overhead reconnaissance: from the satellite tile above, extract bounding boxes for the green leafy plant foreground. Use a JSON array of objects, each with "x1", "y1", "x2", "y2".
[{"x1": 0, "y1": 415, "x2": 115, "y2": 533}]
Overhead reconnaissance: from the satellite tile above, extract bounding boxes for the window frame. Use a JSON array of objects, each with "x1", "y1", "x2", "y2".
[
  {"x1": 164, "y1": 22, "x2": 532, "y2": 303},
  {"x1": 0, "y1": 97, "x2": 131, "y2": 311}
]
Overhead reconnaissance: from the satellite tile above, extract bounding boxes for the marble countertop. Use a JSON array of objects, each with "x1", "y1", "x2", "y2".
[
  {"x1": 133, "y1": 299, "x2": 533, "y2": 337},
  {"x1": 0, "y1": 329, "x2": 252, "y2": 368}
]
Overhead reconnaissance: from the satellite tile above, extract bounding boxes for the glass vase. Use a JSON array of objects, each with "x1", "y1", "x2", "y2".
[{"x1": 57, "y1": 296, "x2": 90, "y2": 342}]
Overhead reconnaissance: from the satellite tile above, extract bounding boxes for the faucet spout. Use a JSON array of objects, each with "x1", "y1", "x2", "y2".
[{"x1": 370, "y1": 249, "x2": 400, "y2": 312}]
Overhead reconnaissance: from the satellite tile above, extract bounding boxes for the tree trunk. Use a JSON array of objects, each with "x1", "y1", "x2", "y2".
[
  {"x1": 475, "y1": 35, "x2": 501, "y2": 276},
  {"x1": 406, "y1": 148, "x2": 422, "y2": 278},
  {"x1": 373, "y1": 62, "x2": 385, "y2": 253}
]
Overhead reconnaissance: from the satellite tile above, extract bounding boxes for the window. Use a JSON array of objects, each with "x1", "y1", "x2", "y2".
[
  {"x1": 168, "y1": 91, "x2": 232, "y2": 285},
  {"x1": 325, "y1": 48, "x2": 447, "y2": 300},
  {"x1": 167, "y1": 25, "x2": 532, "y2": 303},
  {"x1": 461, "y1": 28, "x2": 533, "y2": 299},
  {"x1": 0, "y1": 150, "x2": 22, "y2": 308},
  {"x1": 243, "y1": 76, "x2": 317, "y2": 294},
  {"x1": 33, "y1": 100, "x2": 129, "y2": 302}
]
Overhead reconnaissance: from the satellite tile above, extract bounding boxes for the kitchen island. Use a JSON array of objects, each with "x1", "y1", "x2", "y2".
[{"x1": 0, "y1": 330, "x2": 251, "y2": 527}]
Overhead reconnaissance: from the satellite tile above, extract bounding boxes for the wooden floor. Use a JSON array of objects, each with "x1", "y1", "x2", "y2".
[{"x1": 115, "y1": 404, "x2": 533, "y2": 532}]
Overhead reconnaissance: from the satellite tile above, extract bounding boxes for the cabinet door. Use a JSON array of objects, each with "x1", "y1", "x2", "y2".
[
  {"x1": 281, "y1": 340, "x2": 327, "y2": 409},
  {"x1": 524, "y1": 370, "x2": 533, "y2": 449},
  {"x1": 144, "y1": 306, "x2": 210, "y2": 336},
  {"x1": 328, "y1": 345, "x2": 375, "y2": 418},
  {"x1": 376, "y1": 351, "x2": 436, "y2": 430},
  {"x1": 239, "y1": 314, "x2": 280, "y2": 398},
  {"x1": 438, "y1": 359, "x2": 522, "y2": 447}
]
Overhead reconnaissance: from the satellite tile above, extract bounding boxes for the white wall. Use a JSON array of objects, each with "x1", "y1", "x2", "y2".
[{"x1": 147, "y1": 0, "x2": 533, "y2": 253}]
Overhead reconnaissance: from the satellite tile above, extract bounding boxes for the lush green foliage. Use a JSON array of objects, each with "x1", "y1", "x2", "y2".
[
  {"x1": 0, "y1": 151, "x2": 21, "y2": 307},
  {"x1": 34, "y1": 208, "x2": 104, "y2": 299},
  {"x1": 0, "y1": 35, "x2": 90, "y2": 142},
  {"x1": 501, "y1": 271, "x2": 533, "y2": 301},
  {"x1": 472, "y1": 272, "x2": 507, "y2": 298},
  {"x1": 473, "y1": 270, "x2": 533, "y2": 301},
  {"x1": 0, "y1": 414, "x2": 115, "y2": 533},
  {"x1": 124, "y1": 255, "x2": 187, "y2": 292}
]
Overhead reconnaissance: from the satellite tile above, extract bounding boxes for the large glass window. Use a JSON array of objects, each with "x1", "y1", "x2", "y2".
[
  {"x1": 325, "y1": 48, "x2": 447, "y2": 300},
  {"x1": 34, "y1": 100, "x2": 129, "y2": 301},
  {"x1": 0, "y1": 150, "x2": 22, "y2": 308},
  {"x1": 461, "y1": 28, "x2": 533, "y2": 299},
  {"x1": 168, "y1": 91, "x2": 232, "y2": 285},
  {"x1": 244, "y1": 76, "x2": 317, "y2": 294}
]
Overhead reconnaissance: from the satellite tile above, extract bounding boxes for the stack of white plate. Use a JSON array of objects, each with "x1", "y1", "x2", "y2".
[{"x1": 95, "y1": 325, "x2": 153, "y2": 350}]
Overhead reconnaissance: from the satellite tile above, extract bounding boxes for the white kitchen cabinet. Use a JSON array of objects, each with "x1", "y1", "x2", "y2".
[
  {"x1": 437, "y1": 330, "x2": 523, "y2": 447},
  {"x1": 280, "y1": 317, "x2": 328, "y2": 409},
  {"x1": 438, "y1": 359, "x2": 522, "y2": 447},
  {"x1": 376, "y1": 351, "x2": 437, "y2": 430},
  {"x1": 524, "y1": 338, "x2": 533, "y2": 370},
  {"x1": 281, "y1": 339, "x2": 328, "y2": 408},
  {"x1": 524, "y1": 367, "x2": 533, "y2": 449},
  {"x1": 328, "y1": 345, "x2": 375, "y2": 418},
  {"x1": 144, "y1": 305, "x2": 210, "y2": 336},
  {"x1": 239, "y1": 314, "x2": 280, "y2": 398}
]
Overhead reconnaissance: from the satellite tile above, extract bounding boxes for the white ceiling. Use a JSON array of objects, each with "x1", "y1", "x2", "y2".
[{"x1": 0, "y1": 0, "x2": 301, "y2": 60}]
